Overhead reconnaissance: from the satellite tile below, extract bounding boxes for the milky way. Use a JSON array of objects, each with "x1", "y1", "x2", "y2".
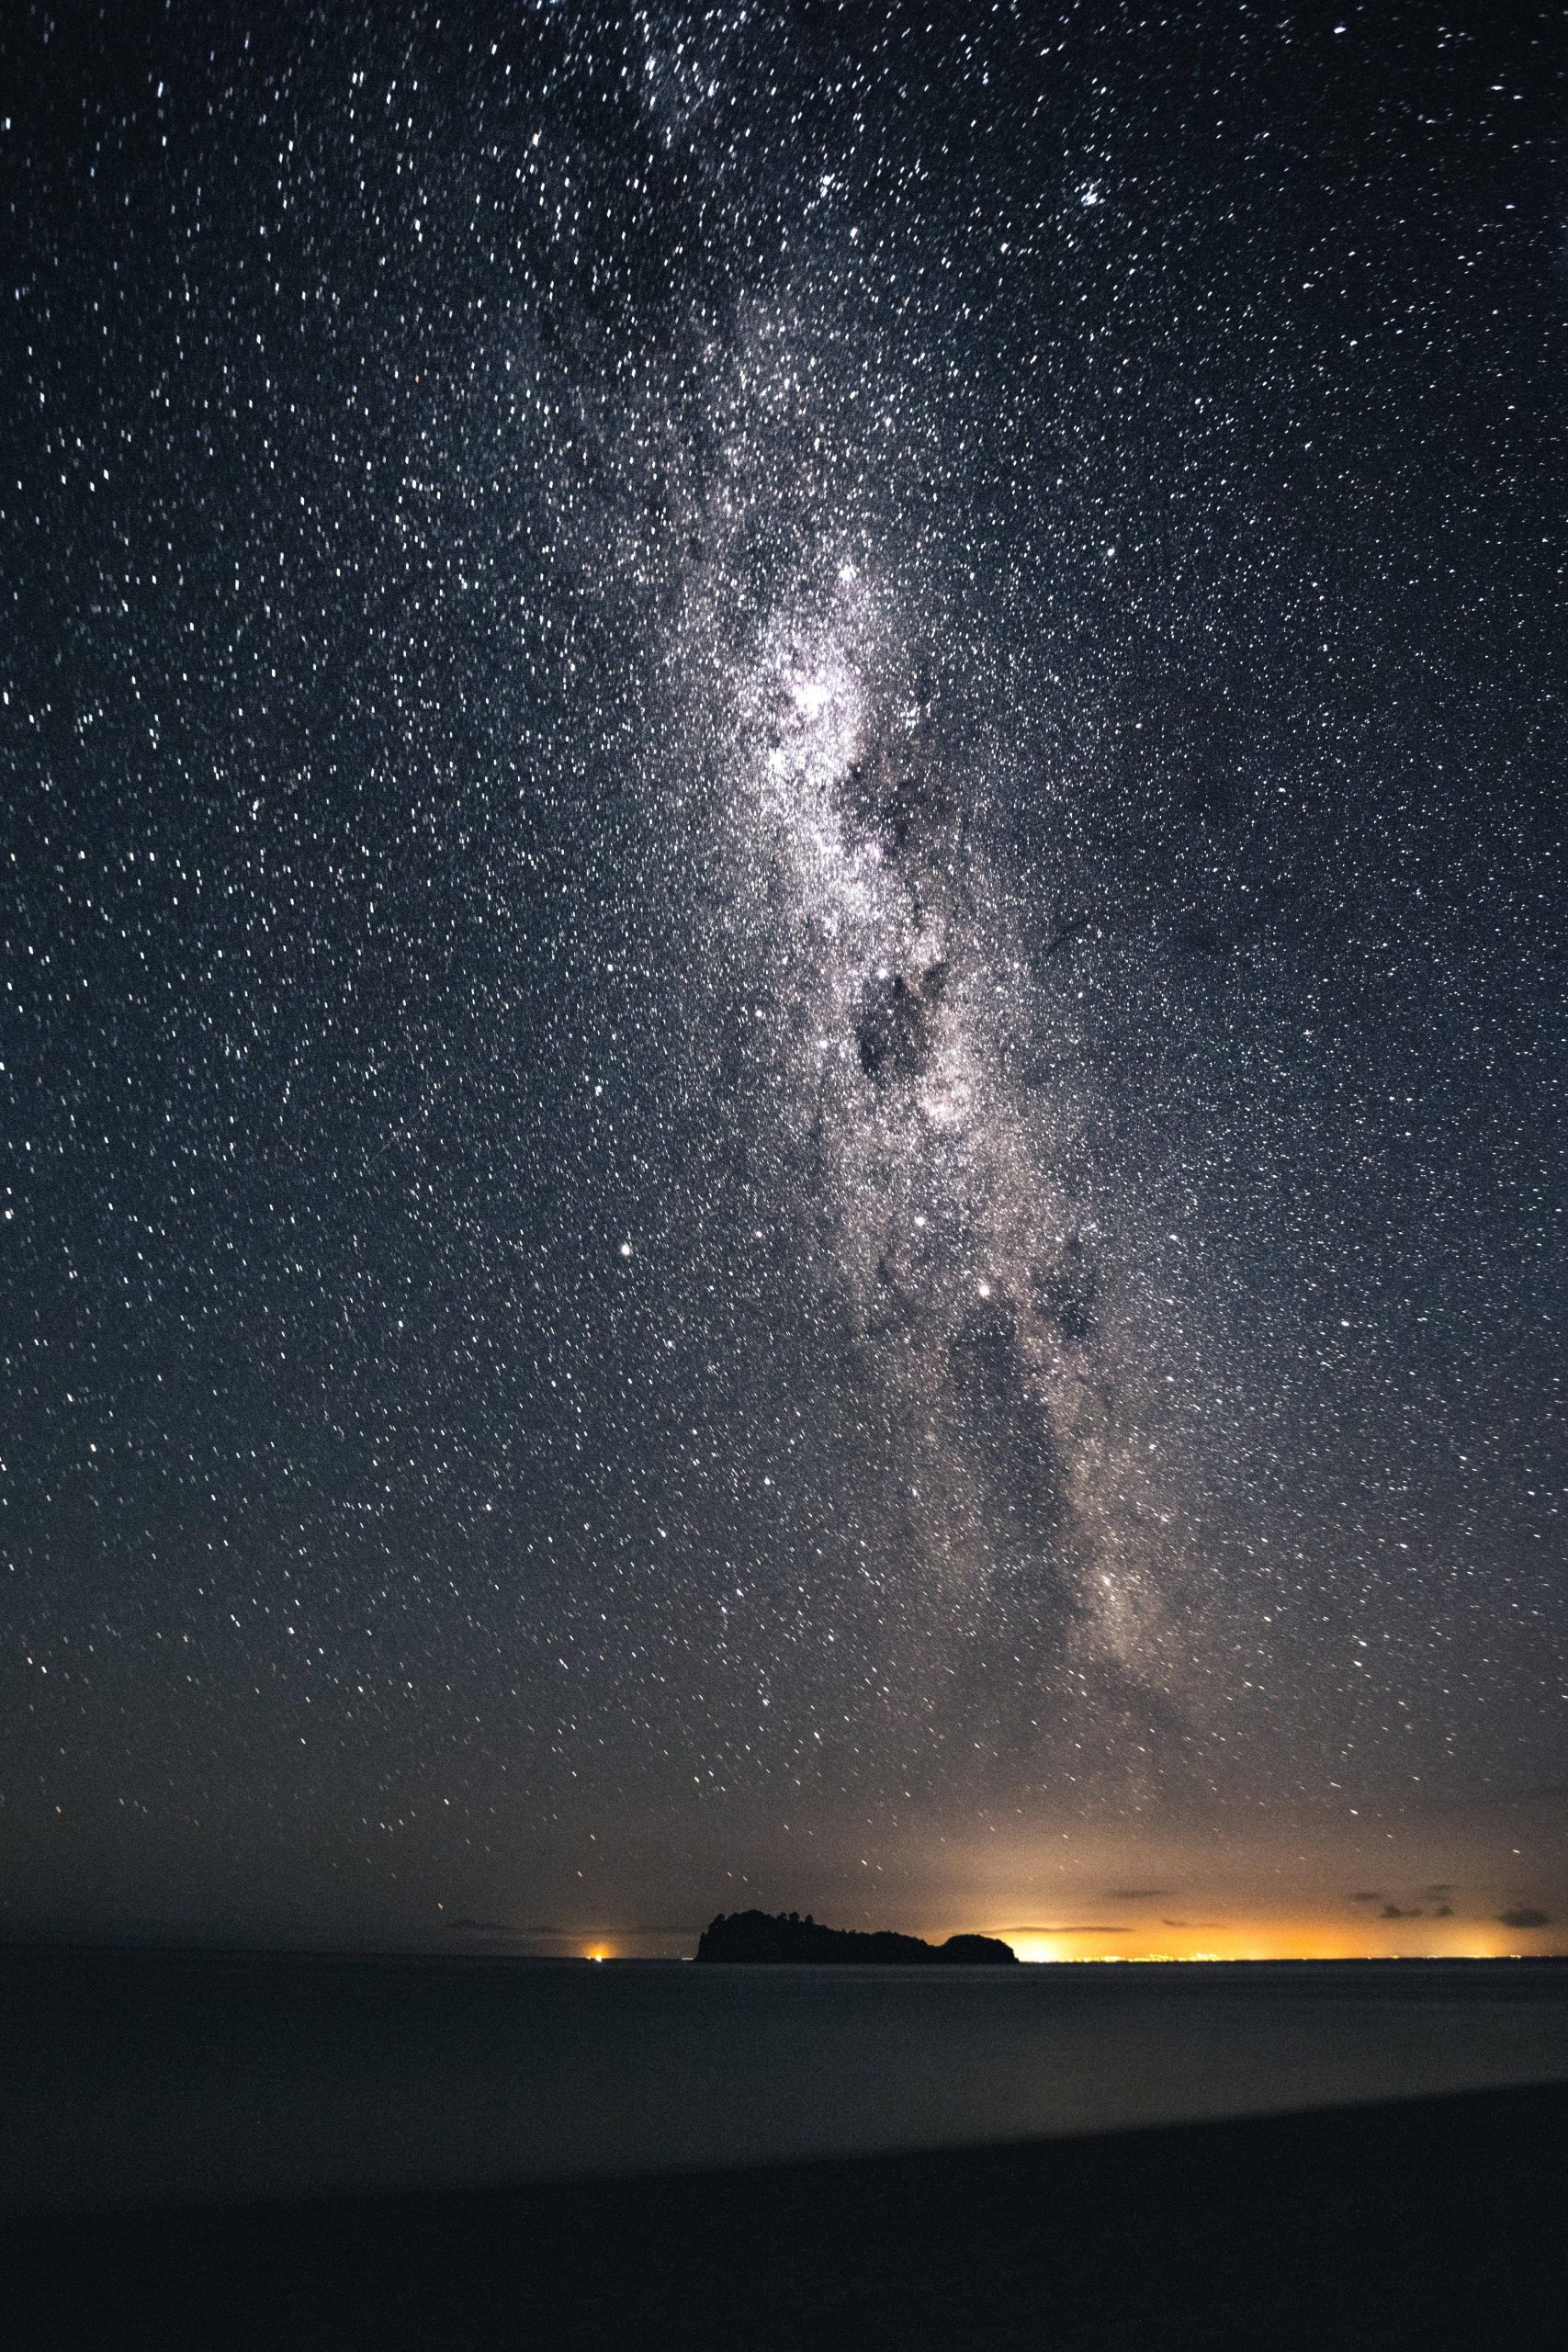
[
  {"x1": 3, "y1": 2, "x2": 1563, "y2": 1948},
  {"x1": 721, "y1": 563, "x2": 1177, "y2": 1690}
]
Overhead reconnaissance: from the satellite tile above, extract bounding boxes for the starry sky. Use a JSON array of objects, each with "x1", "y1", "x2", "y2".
[{"x1": 4, "y1": 1, "x2": 1564, "y2": 1960}]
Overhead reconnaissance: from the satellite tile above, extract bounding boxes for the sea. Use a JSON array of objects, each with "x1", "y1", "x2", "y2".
[{"x1": 5, "y1": 1944, "x2": 1566, "y2": 2211}]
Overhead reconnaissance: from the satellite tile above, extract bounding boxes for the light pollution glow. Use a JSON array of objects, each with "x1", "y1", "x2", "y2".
[
  {"x1": 548, "y1": 1917, "x2": 1562, "y2": 1965},
  {"x1": 989, "y1": 1923, "x2": 1552, "y2": 1964}
]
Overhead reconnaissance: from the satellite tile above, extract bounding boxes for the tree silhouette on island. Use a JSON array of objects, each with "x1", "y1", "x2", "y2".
[{"x1": 695, "y1": 1910, "x2": 1018, "y2": 1963}]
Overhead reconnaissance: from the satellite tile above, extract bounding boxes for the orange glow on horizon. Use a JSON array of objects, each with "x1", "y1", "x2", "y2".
[
  {"x1": 555, "y1": 1918, "x2": 1562, "y2": 1963},
  {"x1": 969, "y1": 1919, "x2": 1540, "y2": 1964}
]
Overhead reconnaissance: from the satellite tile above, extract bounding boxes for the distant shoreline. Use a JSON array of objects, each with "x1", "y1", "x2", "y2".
[{"x1": 2, "y1": 1931, "x2": 1566, "y2": 1965}]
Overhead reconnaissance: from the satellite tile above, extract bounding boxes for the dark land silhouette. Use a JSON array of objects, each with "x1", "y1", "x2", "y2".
[{"x1": 695, "y1": 1909, "x2": 1018, "y2": 1963}]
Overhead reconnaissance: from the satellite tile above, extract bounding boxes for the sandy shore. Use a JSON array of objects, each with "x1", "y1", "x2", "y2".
[{"x1": 6, "y1": 2080, "x2": 1564, "y2": 2349}]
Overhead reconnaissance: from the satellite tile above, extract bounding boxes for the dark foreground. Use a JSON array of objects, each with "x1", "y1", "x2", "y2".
[{"x1": 6, "y1": 2081, "x2": 1564, "y2": 2351}]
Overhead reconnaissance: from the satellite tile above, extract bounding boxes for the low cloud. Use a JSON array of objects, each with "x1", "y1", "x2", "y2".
[
  {"x1": 995, "y1": 1924, "x2": 1129, "y2": 1936},
  {"x1": 1107, "y1": 1889, "x2": 1173, "y2": 1901},
  {"x1": 522, "y1": 1923, "x2": 690, "y2": 1938},
  {"x1": 1350, "y1": 1892, "x2": 1382, "y2": 1904},
  {"x1": 1497, "y1": 1907, "x2": 1552, "y2": 1931},
  {"x1": 1381, "y1": 1904, "x2": 1423, "y2": 1920}
]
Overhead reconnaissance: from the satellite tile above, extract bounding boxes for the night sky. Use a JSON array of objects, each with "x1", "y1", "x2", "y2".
[{"x1": 4, "y1": 1, "x2": 1564, "y2": 1960}]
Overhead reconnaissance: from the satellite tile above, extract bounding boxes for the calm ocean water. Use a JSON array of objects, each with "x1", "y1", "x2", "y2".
[{"x1": 5, "y1": 1947, "x2": 1566, "y2": 2210}]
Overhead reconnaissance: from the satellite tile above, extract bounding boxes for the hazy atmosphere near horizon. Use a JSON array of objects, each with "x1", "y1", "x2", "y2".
[{"x1": 4, "y1": 0, "x2": 1564, "y2": 1964}]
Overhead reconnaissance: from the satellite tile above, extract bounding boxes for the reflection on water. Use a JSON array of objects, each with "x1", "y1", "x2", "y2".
[{"x1": 5, "y1": 1948, "x2": 1566, "y2": 2210}]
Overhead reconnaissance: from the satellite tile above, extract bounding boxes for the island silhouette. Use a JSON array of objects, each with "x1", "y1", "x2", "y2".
[{"x1": 695, "y1": 1910, "x2": 1017, "y2": 1963}]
